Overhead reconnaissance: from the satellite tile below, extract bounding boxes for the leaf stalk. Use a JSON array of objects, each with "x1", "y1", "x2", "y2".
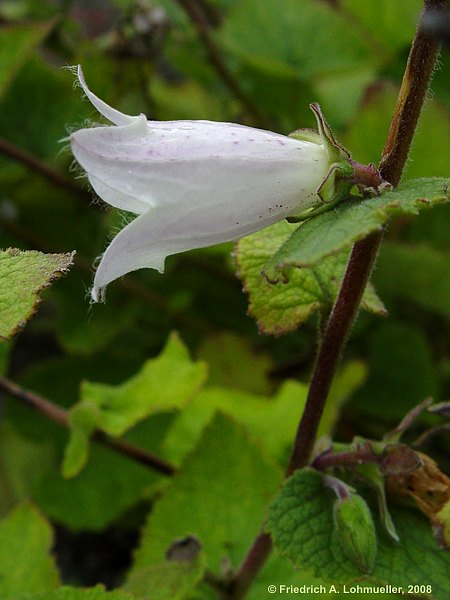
[{"x1": 228, "y1": 2, "x2": 445, "y2": 598}]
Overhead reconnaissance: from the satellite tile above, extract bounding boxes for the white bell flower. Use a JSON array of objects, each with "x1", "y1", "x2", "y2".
[{"x1": 70, "y1": 66, "x2": 353, "y2": 301}]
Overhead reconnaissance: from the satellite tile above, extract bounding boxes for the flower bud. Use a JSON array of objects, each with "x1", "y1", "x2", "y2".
[
  {"x1": 333, "y1": 493, "x2": 377, "y2": 574},
  {"x1": 70, "y1": 66, "x2": 348, "y2": 301}
]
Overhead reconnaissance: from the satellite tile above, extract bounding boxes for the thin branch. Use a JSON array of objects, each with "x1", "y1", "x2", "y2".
[
  {"x1": 0, "y1": 377, "x2": 177, "y2": 477},
  {"x1": 311, "y1": 444, "x2": 380, "y2": 471},
  {"x1": 173, "y1": 0, "x2": 266, "y2": 125},
  {"x1": 287, "y1": 0, "x2": 444, "y2": 479},
  {"x1": 195, "y1": 0, "x2": 223, "y2": 28},
  {"x1": 379, "y1": 0, "x2": 447, "y2": 186},
  {"x1": 0, "y1": 136, "x2": 91, "y2": 202},
  {"x1": 285, "y1": 232, "x2": 382, "y2": 476},
  {"x1": 228, "y1": 2, "x2": 444, "y2": 598},
  {"x1": 0, "y1": 140, "x2": 211, "y2": 331},
  {"x1": 413, "y1": 423, "x2": 450, "y2": 448},
  {"x1": 227, "y1": 533, "x2": 272, "y2": 599},
  {"x1": 1, "y1": 367, "x2": 222, "y2": 594}
]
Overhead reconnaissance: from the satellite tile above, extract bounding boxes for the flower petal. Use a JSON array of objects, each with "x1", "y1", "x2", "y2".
[
  {"x1": 77, "y1": 65, "x2": 138, "y2": 127},
  {"x1": 71, "y1": 116, "x2": 155, "y2": 213},
  {"x1": 92, "y1": 181, "x2": 323, "y2": 301},
  {"x1": 71, "y1": 115, "x2": 330, "y2": 215},
  {"x1": 70, "y1": 69, "x2": 343, "y2": 301}
]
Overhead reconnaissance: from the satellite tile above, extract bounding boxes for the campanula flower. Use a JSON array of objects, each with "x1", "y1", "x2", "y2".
[{"x1": 70, "y1": 66, "x2": 353, "y2": 301}]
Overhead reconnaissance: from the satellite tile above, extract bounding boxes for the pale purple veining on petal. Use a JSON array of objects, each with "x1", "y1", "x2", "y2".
[
  {"x1": 70, "y1": 65, "x2": 332, "y2": 300},
  {"x1": 92, "y1": 190, "x2": 315, "y2": 301},
  {"x1": 71, "y1": 117, "x2": 329, "y2": 215}
]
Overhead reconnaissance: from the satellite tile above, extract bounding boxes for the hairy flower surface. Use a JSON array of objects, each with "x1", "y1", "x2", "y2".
[{"x1": 71, "y1": 66, "x2": 337, "y2": 301}]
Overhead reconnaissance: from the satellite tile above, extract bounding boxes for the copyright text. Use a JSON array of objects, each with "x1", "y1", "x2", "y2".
[{"x1": 266, "y1": 583, "x2": 416, "y2": 594}]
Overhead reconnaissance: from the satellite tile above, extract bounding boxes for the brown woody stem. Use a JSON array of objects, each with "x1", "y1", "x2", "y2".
[
  {"x1": 174, "y1": 0, "x2": 267, "y2": 125},
  {"x1": 228, "y1": 2, "x2": 444, "y2": 598},
  {"x1": 0, "y1": 377, "x2": 176, "y2": 477},
  {"x1": 0, "y1": 136, "x2": 90, "y2": 202}
]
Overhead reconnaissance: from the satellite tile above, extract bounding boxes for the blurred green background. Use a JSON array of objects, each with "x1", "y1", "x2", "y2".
[{"x1": 0, "y1": 0, "x2": 449, "y2": 592}]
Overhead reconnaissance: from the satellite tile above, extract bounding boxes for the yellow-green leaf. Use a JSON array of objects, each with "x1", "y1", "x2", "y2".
[{"x1": 0, "y1": 249, "x2": 74, "y2": 341}]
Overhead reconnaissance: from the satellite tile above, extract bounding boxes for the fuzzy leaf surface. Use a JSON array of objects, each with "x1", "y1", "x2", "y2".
[
  {"x1": 236, "y1": 220, "x2": 384, "y2": 335},
  {"x1": 0, "y1": 249, "x2": 74, "y2": 341},
  {"x1": 264, "y1": 178, "x2": 448, "y2": 280},
  {"x1": 0, "y1": 503, "x2": 59, "y2": 596},
  {"x1": 129, "y1": 413, "x2": 281, "y2": 576},
  {"x1": 267, "y1": 468, "x2": 450, "y2": 598},
  {"x1": 0, "y1": 21, "x2": 55, "y2": 99}
]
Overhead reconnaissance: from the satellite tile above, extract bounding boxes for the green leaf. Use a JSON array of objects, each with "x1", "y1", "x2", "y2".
[
  {"x1": 268, "y1": 469, "x2": 450, "y2": 598},
  {"x1": 63, "y1": 333, "x2": 206, "y2": 477},
  {"x1": 374, "y1": 242, "x2": 450, "y2": 320},
  {"x1": 374, "y1": 508, "x2": 450, "y2": 599},
  {"x1": 129, "y1": 412, "x2": 281, "y2": 575},
  {"x1": 163, "y1": 360, "x2": 365, "y2": 468},
  {"x1": 196, "y1": 332, "x2": 272, "y2": 394},
  {"x1": 219, "y1": 0, "x2": 374, "y2": 80},
  {"x1": 53, "y1": 277, "x2": 141, "y2": 355},
  {"x1": 79, "y1": 332, "x2": 207, "y2": 436},
  {"x1": 39, "y1": 429, "x2": 169, "y2": 530},
  {"x1": 8, "y1": 354, "x2": 138, "y2": 443},
  {"x1": 63, "y1": 401, "x2": 100, "y2": 478},
  {"x1": 162, "y1": 380, "x2": 307, "y2": 466},
  {"x1": 0, "y1": 249, "x2": 74, "y2": 341},
  {"x1": 11, "y1": 586, "x2": 134, "y2": 600},
  {"x1": 6, "y1": 359, "x2": 171, "y2": 531},
  {"x1": 267, "y1": 469, "x2": 362, "y2": 580},
  {"x1": 124, "y1": 556, "x2": 205, "y2": 599},
  {"x1": 235, "y1": 220, "x2": 385, "y2": 335},
  {"x1": 0, "y1": 55, "x2": 97, "y2": 160},
  {"x1": 0, "y1": 421, "x2": 54, "y2": 518},
  {"x1": 341, "y1": 0, "x2": 422, "y2": 53},
  {"x1": 350, "y1": 322, "x2": 438, "y2": 420},
  {"x1": 0, "y1": 503, "x2": 59, "y2": 596},
  {"x1": 0, "y1": 20, "x2": 54, "y2": 100},
  {"x1": 264, "y1": 178, "x2": 449, "y2": 280},
  {"x1": 246, "y1": 554, "x2": 400, "y2": 600}
]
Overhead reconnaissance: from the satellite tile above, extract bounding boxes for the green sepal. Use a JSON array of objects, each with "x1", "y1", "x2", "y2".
[
  {"x1": 333, "y1": 493, "x2": 377, "y2": 574},
  {"x1": 289, "y1": 103, "x2": 355, "y2": 215},
  {"x1": 355, "y1": 462, "x2": 399, "y2": 543}
]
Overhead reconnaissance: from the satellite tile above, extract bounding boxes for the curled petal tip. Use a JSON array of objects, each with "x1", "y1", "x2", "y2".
[
  {"x1": 69, "y1": 71, "x2": 358, "y2": 298},
  {"x1": 91, "y1": 285, "x2": 103, "y2": 304},
  {"x1": 77, "y1": 64, "x2": 84, "y2": 85},
  {"x1": 75, "y1": 64, "x2": 137, "y2": 127}
]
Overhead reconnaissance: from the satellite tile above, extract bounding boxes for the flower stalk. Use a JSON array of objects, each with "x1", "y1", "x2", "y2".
[
  {"x1": 228, "y1": 2, "x2": 444, "y2": 598},
  {"x1": 71, "y1": 68, "x2": 362, "y2": 301}
]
